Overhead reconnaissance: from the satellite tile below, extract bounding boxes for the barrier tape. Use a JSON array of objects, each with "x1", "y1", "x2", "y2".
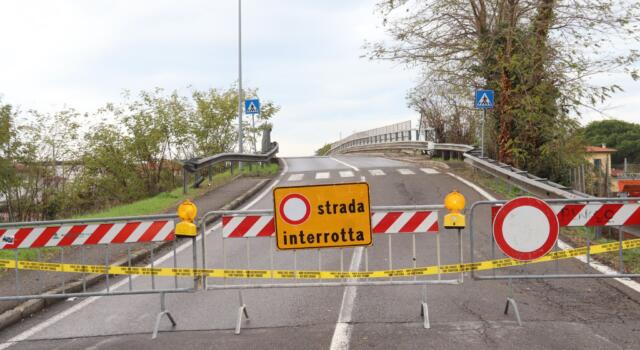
[{"x1": 1, "y1": 238, "x2": 639, "y2": 280}]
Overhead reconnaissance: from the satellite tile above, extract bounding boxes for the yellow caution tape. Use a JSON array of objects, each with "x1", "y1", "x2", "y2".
[{"x1": 1, "y1": 238, "x2": 639, "y2": 279}]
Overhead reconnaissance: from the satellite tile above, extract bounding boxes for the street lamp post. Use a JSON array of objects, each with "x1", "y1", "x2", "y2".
[{"x1": 237, "y1": 0, "x2": 244, "y2": 156}]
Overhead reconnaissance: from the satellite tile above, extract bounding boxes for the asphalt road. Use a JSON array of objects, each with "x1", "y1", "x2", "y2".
[{"x1": 1, "y1": 155, "x2": 640, "y2": 349}]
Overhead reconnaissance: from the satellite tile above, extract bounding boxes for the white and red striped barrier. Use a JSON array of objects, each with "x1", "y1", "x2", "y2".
[
  {"x1": 491, "y1": 203, "x2": 640, "y2": 227},
  {"x1": 222, "y1": 211, "x2": 439, "y2": 238},
  {"x1": 0, "y1": 220, "x2": 175, "y2": 250}
]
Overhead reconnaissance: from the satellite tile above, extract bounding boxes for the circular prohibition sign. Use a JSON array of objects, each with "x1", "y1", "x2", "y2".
[
  {"x1": 492, "y1": 196, "x2": 559, "y2": 261},
  {"x1": 279, "y1": 193, "x2": 311, "y2": 225}
]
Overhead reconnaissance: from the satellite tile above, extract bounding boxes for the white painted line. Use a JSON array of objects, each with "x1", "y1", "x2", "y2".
[
  {"x1": 330, "y1": 157, "x2": 359, "y2": 172},
  {"x1": 447, "y1": 172, "x2": 640, "y2": 294},
  {"x1": 330, "y1": 247, "x2": 363, "y2": 350},
  {"x1": 420, "y1": 168, "x2": 440, "y2": 175},
  {"x1": 339, "y1": 171, "x2": 355, "y2": 178},
  {"x1": 316, "y1": 172, "x2": 330, "y2": 179},
  {"x1": 397, "y1": 168, "x2": 415, "y2": 175},
  {"x1": 368, "y1": 169, "x2": 385, "y2": 176},
  {"x1": 288, "y1": 173, "x2": 304, "y2": 181},
  {"x1": 0, "y1": 160, "x2": 291, "y2": 349}
]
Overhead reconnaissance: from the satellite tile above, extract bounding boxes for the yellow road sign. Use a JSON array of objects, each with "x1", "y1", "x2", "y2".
[{"x1": 273, "y1": 183, "x2": 372, "y2": 250}]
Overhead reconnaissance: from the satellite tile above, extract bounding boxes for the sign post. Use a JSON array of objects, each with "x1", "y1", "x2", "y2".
[
  {"x1": 474, "y1": 89, "x2": 494, "y2": 158},
  {"x1": 245, "y1": 99, "x2": 260, "y2": 153},
  {"x1": 273, "y1": 183, "x2": 372, "y2": 250}
]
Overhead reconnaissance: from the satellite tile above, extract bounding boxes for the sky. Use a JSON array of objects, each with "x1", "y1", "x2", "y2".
[{"x1": 0, "y1": 0, "x2": 638, "y2": 157}]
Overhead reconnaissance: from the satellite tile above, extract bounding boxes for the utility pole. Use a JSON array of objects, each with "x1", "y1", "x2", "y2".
[{"x1": 237, "y1": 0, "x2": 244, "y2": 156}]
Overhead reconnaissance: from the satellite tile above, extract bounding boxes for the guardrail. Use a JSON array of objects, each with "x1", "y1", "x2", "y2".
[
  {"x1": 328, "y1": 128, "x2": 587, "y2": 200},
  {"x1": 180, "y1": 142, "x2": 279, "y2": 193}
]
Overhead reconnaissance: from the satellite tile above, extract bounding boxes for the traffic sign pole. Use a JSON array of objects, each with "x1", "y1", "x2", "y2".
[{"x1": 481, "y1": 109, "x2": 486, "y2": 158}]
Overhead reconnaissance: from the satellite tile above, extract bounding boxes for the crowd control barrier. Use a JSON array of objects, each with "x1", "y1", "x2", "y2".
[
  {"x1": 0, "y1": 214, "x2": 199, "y2": 338},
  {"x1": 199, "y1": 204, "x2": 463, "y2": 333},
  {"x1": 468, "y1": 197, "x2": 640, "y2": 325}
]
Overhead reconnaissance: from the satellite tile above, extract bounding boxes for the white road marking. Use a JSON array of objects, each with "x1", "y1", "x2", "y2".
[
  {"x1": 447, "y1": 172, "x2": 640, "y2": 294},
  {"x1": 339, "y1": 171, "x2": 355, "y2": 178},
  {"x1": 288, "y1": 173, "x2": 304, "y2": 181},
  {"x1": 368, "y1": 169, "x2": 385, "y2": 176},
  {"x1": 397, "y1": 168, "x2": 415, "y2": 175},
  {"x1": 330, "y1": 157, "x2": 359, "y2": 172},
  {"x1": 316, "y1": 172, "x2": 330, "y2": 179},
  {"x1": 329, "y1": 247, "x2": 363, "y2": 350},
  {"x1": 0, "y1": 160, "x2": 291, "y2": 349},
  {"x1": 420, "y1": 168, "x2": 440, "y2": 175}
]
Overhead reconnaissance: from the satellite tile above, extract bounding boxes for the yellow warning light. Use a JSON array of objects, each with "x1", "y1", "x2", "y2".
[
  {"x1": 176, "y1": 200, "x2": 198, "y2": 237},
  {"x1": 444, "y1": 190, "x2": 466, "y2": 229}
]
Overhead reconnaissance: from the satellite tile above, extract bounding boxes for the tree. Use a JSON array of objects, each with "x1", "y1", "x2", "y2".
[
  {"x1": 367, "y1": 0, "x2": 640, "y2": 181},
  {"x1": 315, "y1": 143, "x2": 332, "y2": 156},
  {"x1": 583, "y1": 120, "x2": 640, "y2": 164}
]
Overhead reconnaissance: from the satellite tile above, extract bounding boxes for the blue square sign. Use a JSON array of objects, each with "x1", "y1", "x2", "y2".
[
  {"x1": 475, "y1": 90, "x2": 494, "y2": 109},
  {"x1": 245, "y1": 99, "x2": 260, "y2": 115}
]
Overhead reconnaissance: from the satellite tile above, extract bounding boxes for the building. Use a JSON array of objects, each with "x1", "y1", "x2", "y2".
[{"x1": 585, "y1": 145, "x2": 616, "y2": 176}]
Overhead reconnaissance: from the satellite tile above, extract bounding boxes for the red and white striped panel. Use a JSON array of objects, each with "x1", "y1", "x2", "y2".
[
  {"x1": 222, "y1": 211, "x2": 439, "y2": 238},
  {"x1": 553, "y1": 203, "x2": 640, "y2": 227},
  {"x1": 371, "y1": 211, "x2": 439, "y2": 234},
  {"x1": 491, "y1": 203, "x2": 640, "y2": 227},
  {"x1": 222, "y1": 215, "x2": 275, "y2": 238},
  {"x1": 0, "y1": 220, "x2": 175, "y2": 250}
]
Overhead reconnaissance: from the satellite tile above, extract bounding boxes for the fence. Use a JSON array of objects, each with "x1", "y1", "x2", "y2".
[
  {"x1": 198, "y1": 204, "x2": 463, "y2": 333},
  {"x1": 468, "y1": 197, "x2": 640, "y2": 325},
  {"x1": 0, "y1": 214, "x2": 198, "y2": 338}
]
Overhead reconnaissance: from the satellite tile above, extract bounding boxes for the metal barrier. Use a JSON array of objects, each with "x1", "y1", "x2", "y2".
[
  {"x1": 199, "y1": 204, "x2": 464, "y2": 333},
  {"x1": 0, "y1": 214, "x2": 199, "y2": 338},
  {"x1": 468, "y1": 197, "x2": 640, "y2": 325}
]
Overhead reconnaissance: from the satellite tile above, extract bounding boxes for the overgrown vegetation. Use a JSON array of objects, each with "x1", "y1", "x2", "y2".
[
  {"x1": 315, "y1": 143, "x2": 332, "y2": 156},
  {"x1": 0, "y1": 87, "x2": 279, "y2": 221},
  {"x1": 368, "y1": 0, "x2": 640, "y2": 183}
]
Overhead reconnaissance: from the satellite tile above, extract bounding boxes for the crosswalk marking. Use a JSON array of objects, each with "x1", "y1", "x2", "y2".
[
  {"x1": 368, "y1": 169, "x2": 385, "y2": 176},
  {"x1": 397, "y1": 169, "x2": 415, "y2": 175},
  {"x1": 339, "y1": 171, "x2": 355, "y2": 178},
  {"x1": 288, "y1": 174, "x2": 304, "y2": 181},
  {"x1": 315, "y1": 172, "x2": 330, "y2": 179},
  {"x1": 420, "y1": 168, "x2": 440, "y2": 175}
]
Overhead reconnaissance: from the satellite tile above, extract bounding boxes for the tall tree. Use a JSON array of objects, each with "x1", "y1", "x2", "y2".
[{"x1": 367, "y1": 0, "x2": 639, "y2": 180}]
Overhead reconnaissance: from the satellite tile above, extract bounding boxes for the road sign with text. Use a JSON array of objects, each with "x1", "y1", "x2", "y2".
[{"x1": 273, "y1": 183, "x2": 372, "y2": 250}]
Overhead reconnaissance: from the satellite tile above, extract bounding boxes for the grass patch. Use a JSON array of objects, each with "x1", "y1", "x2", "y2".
[{"x1": 561, "y1": 227, "x2": 640, "y2": 274}]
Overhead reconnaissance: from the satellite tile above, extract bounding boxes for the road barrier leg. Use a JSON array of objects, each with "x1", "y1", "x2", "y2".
[
  {"x1": 152, "y1": 292, "x2": 177, "y2": 339},
  {"x1": 503, "y1": 279, "x2": 522, "y2": 326},
  {"x1": 235, "y1": 290, "x2": 250, "y2": 335},
  {"x1": 420, "y1": 285, "x2": 430, "y2": 329}
]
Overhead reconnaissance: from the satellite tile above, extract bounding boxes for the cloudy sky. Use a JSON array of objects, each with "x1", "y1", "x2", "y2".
[{"x1": 0, "y1": 1, "x2": 638, "y2": 156}]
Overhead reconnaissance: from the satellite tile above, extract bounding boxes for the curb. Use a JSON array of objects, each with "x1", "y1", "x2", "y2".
[{"x1": 0, "y1": 170, "x2": 278, "y2": 331}]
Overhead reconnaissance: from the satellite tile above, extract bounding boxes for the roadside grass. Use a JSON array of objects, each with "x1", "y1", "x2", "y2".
[
  {"x1": 0, "y1": 162, "x2": 280, "y2": 262},
  {"x1": 451, "y1": 163, "x2": 640, "y2": 273}
]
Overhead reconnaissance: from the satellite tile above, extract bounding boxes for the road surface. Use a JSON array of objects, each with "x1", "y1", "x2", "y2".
[{"x1": 1, "y1": 155, "x2": 640, "y2": 349}]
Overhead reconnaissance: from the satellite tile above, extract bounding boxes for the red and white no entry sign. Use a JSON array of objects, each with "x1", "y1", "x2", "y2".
[
  {"x1": 279, "y1": 193, "x2": 311, "y2": 225},
  {"x1": 493, "y1": 197, "x2": 559, "y2": 261}
]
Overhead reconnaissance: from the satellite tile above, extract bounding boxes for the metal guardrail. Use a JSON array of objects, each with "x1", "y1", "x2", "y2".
[
  {"x1": 182, "y1": 142, "x2": 279, "y2": 173},
  {"x1": 179, "y1": 142, "x2": 279, "y2": 193},
  {"x1": 328, "y1": 127, "x2": 587, "y2": 200}
]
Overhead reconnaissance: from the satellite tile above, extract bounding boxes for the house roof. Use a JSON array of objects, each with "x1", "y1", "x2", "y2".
[{"x1": 586, "y1": 146, "x2": 617, "y2": 153}]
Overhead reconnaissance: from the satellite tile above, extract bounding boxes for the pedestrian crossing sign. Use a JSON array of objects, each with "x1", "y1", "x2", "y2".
[
  {"x1": 475, "y1": 90, "x2": 494, "y2": 109},
  {"x1": 245, "y1": 99, "x2": 260, "y2": 115}
]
